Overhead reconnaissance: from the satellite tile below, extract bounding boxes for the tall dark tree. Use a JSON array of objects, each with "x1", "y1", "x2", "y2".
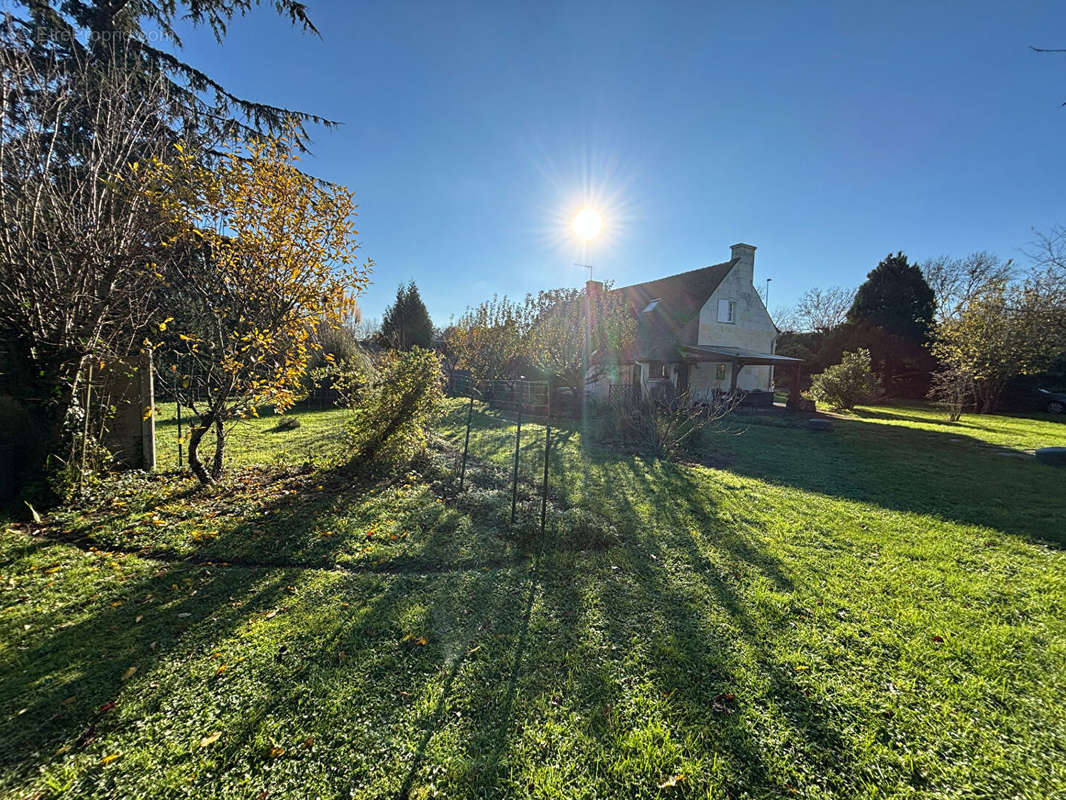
[
  {"x1": 379, "y1": 282, "x2": 434, "y2": 351},
  {"x1": 848, "y1": 252, "x2": 936, "y2": 342},
  {"x1": 842, "y1": 252, "x2": 937, "y2": 398},
  {"x1": 9, "y1": 0, "x2": 334, "y2": 150}
]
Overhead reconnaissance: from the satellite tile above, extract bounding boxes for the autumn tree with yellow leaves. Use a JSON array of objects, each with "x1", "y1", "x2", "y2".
[{"x1": 148, "y1": 132, "x2": 372, "y2": 483}]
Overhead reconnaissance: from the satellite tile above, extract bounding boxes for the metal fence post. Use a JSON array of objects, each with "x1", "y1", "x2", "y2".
[
  {"x1": 540, "y1": 381, "x2": 551, "y2": 536},
  {"x1": 176, "y1": 400, "x2": 183, "y2": 468},
  {"x1": 510, "y1": 399, "x2": 522, "y2": 524},
  {"x1": 458, "y1": 389, "x2": 474, "y2": 492}
]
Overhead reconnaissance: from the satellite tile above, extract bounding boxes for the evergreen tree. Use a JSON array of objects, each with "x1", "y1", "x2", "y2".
[
  {"x1": 841, "y1": 252, "x2": 938, "y2": 397},
  {"x1": 379, "y1": 282, "x2": 434, "y2": 350},
  {"x1": 7, "y1": 0, "x2": 333, "y2": 150},
  {"x1": 848, "y1": 252, "x2": 936, "y2": 342}
]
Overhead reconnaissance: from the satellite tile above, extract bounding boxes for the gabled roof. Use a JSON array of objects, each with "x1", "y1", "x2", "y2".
[{"x1": 611, "y1": 258, "x2": 738, "y2": 361}]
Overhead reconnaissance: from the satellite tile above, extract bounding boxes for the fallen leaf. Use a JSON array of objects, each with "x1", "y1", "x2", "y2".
[
  {"x1": 931, "y1": 635, "x2": 945, "y2": 643},
  {"x1": 215, "y1": 664, "x2": 227, "y2": 677},
  {"x1": 135, "y1": 615, "x2": 144, "y2": 624},
  {"x1": 121, "y1": 666, "x2": 137, "y2": 681},
  {"x1": 268, "y1": 743, "x2": 285, "y2": 759},
  {"x1": 200, "y1": 731, "x2": 222, "y2": 747},
  {"x1": 25, "y1": 501, "x2": 42, "y2": 524},
  {"x1": 658, "y1": 774, "x2": 686, "y2": 789},
  {"x1": 712, "y1": 691, "x2": 737, "y2": 714},
  {"x1": 264, "y1": 609, "x2": 279, "y2": 620},
  {"x1": 101, "y1": 753, "x2": 121, "y2": 765},
  {"x1": 99, "y1": 701, "x2": 117, "y2": 713}
]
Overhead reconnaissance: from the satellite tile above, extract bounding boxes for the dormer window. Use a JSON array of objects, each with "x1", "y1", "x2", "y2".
[{"x1": 717, "y1": 299, "x2": 736, "y2": 323}]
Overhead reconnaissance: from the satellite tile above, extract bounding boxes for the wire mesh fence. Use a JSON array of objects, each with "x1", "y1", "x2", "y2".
[
  {"x1": 149, "y1": 364, "x2": 588, "y2": 540},
  {"x1": 450, "y1": 380, "x2": 556, "y2": 533}
]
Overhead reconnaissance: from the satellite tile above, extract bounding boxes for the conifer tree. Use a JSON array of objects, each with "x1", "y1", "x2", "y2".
[{"x1": 379, "y1": 282, "x2": 434, "y2": 351}]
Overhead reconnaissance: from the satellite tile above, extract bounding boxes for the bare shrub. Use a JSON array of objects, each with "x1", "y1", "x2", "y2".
[{"x1": 593, "y1": 391, "x2": 736, "y2": 460}]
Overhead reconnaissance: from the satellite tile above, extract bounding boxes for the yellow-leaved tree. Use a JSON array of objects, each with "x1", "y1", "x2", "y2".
[{"x1": 146, "y1": 130, "x2": 372, "y2": 483}]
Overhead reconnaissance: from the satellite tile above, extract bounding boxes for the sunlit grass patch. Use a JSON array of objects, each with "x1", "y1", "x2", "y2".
[{"x1": 3, "y1": 399, "x2": 1065, "y2": 798}]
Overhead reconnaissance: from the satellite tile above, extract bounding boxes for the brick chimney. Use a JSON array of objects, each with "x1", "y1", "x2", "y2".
[{"x1": 730, "y1": 243, "x2": 756, "y2": 286}]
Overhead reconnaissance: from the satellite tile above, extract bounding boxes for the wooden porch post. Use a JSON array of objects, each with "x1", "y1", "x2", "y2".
[
  {"x1": 787, "y1": 362, "x2": 802, "y2": 410},
  {"x1": 731, "y1": 361, "x2": 743, "y2": 395}
]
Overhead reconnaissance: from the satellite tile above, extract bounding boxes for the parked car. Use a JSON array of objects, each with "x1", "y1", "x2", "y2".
[{"x1": 1037, "y1": 387, "x2": 1066, "y2": 414}]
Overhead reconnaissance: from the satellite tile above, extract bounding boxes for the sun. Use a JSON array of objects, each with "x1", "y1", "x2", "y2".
[{"x1": 572, "y1": 208, "x2": 603, "y2": 241}]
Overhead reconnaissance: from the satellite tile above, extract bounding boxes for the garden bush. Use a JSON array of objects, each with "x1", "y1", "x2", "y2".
[
  {"x1": 806, "y1": 348, "x2": 882, "y2": 410},
  {"x1": 345, "y1": 347, "x2": 444, "y2": 472},
  {"x1": 591, "y1": 392, "x2": 735, "y2": 460}
]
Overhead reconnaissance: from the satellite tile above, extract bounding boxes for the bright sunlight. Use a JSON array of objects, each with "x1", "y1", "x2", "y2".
[{"x1": 572, "y1": 207, "x2": 603, "y2": 241}]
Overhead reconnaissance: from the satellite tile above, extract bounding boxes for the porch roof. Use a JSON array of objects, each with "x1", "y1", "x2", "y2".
[{"x1": 679, "y1": 345, "x2": 803, "y2": 366}]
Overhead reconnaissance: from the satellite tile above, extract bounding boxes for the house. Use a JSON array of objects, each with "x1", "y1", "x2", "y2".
[{"x1": 589, "y1": 243, "x2": 801, "y2": 405}]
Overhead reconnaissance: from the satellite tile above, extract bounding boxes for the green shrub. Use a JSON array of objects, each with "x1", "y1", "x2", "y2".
[
  {"x1": 806, "y1": 348, "x2": 882, "y2": 410},
  {"x1": 345, "y1": 347, "x2": 444, "y2": 472},
  {"x1": 303, "y1": 339, "x2": 375, "y2": 404}
]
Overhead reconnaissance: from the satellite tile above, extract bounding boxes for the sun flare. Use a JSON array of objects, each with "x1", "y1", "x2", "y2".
[{"x1": 572, "y1": 208, "x2": 603, "y2": 241}]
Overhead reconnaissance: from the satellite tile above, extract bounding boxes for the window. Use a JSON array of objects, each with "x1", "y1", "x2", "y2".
[
  {"x1": 717, "y1": 299, "x2": 736, "y2": 323},
  {"x1": 715, "y1": 363, "x2": 727, "y2": 381},
  {"x1": 648, "y1": 362, "x2": 668, "y2": 379}
]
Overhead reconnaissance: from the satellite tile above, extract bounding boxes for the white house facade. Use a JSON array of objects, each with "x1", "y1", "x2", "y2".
[{"x1": 589, "y1": 243, "x2": 801, "y2": 404}]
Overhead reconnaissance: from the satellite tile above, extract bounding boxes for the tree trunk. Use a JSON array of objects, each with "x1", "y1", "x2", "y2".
[
  {"x1": 975, "y1": 379, "x2": 1004, "y2": 414},
  {"x1": 187, "y1": 411, "x2": 215, "y2": 484},
  {"x1": 211, "y1": 416, "x2": 226, "y2": 479}
]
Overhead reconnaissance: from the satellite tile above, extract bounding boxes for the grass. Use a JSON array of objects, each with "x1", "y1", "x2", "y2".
[
  {"x1": 152, "y1": 402, "x2": 350, "y2": 472},
  {"x1": 2, "y1": 400, "x2": 1065, "y2": 798},
  {"x1": 846, "y1": 401, "x2": 1066, "y2": 453}
]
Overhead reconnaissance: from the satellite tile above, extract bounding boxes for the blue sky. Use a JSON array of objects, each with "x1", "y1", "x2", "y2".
[{"x1": 172, "y1": 1, "x2": 1066, "y2": 325}]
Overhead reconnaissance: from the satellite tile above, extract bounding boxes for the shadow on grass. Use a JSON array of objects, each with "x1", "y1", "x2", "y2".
[
  {"x1": 434, "y1": 453, "x2": 868, "y2": 798},
  {"x1": 0, "y1": 556, "x2": 295, "y2": 784},
  {"x1": 456, "y1": 399, "x2": 1064, "y2": 546},
  {"x1": 14, "y1": 399, "x2": 1053, "y2": 796},
  {"x1": 697, "y1": 413, "x2": 1066, "y2": 546}
]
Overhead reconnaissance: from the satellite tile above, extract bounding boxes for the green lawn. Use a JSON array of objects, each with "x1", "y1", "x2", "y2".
[
  {"x1": 152, "y1": 402, "x2": 350, "y2": 472},
  {"x1": 2, "y1": 401, "x2": 1065, "y2": 798}
]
